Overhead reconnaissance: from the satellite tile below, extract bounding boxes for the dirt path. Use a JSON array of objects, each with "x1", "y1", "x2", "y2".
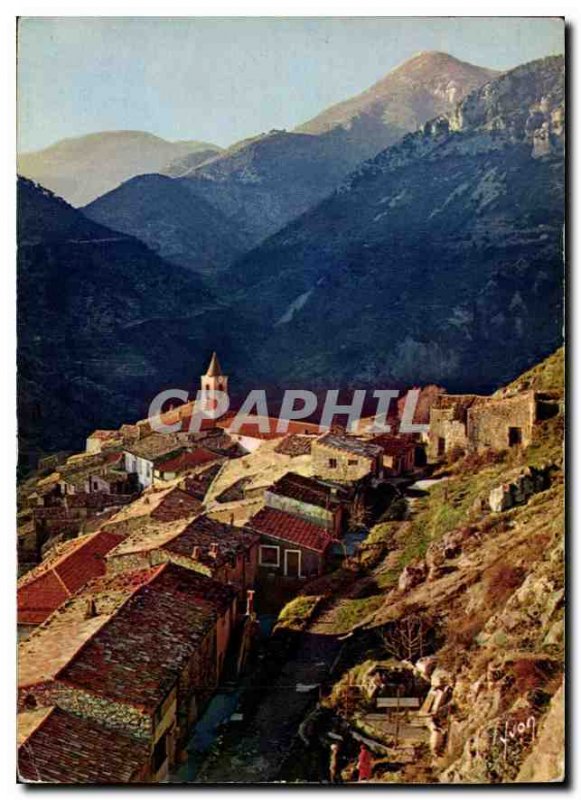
[{"x1": 195, "y1": 627, "x2": 341, "y2": 783}]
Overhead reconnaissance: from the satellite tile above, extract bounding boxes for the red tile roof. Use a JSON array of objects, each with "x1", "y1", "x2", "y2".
[
  {"x1": 370, "y1": 433, "x2": 417, "y2": 455},
  {"x1": 249, "y1": 507, "x2": 335, "y2": 554},
  {"x1": 57, "y1": 564, "x2": 233, "y2": 710},
  {"x1": 219, "y1": 416, "x2": 322, "y2": 440},
  {"x1": 18, "y1": 707, "x2": 149, "y2": 783},
  {"x1": 18, "y1": 531, "x2": 125, "y2": 626},
  {"x1": 162, "y1": 515, "x2": 258, "y2": 572},
  {"x1": 155, "y1": 447, "x2": 220, "y2": 474}
]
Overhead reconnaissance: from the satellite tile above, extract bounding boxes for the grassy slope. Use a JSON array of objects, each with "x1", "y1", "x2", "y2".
[{"x1": 277, "y1": 348, "x2": 564, "y2": 782}]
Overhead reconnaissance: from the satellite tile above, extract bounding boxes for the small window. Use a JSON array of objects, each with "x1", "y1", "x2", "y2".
[
  {"x1": 328, "y1": 458, "x2": 338, "y2": 469},
  {"x1": 508, "y1": 427, "x2": 523, "y2": 447},
  {"x1": 259, "y1": 545, "x2": 280, "y2": 567},
  {"x1": 348, "y1": 458, "x2": 358, "y2": 466}
]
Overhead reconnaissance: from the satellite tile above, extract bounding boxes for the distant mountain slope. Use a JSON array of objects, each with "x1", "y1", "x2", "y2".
[
  {"x1": 17, "y1": 178, "x2": 254, "y2": 469},
  {"x1": 297, "y1": 50, "x2": 498, "y2": 147},
  {"x1": 161, "y1": 147, "x2": 223, "y2": 177},
  {"x1": 82, "y1": 174, "x2": 251, "y2": 275},
  {"x1": 17, "y1": 131, "x2": 222, "y2": 206},
  {"x1": 230, "y1": 56, "x2": 565, "y2": 392},
  {"x1": 181, "y1": 53, "x2": 495, "y2": 244}
]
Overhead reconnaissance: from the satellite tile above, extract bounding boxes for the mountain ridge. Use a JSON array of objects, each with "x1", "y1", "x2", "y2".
[
  {"x1": 226, "y1": 55, "x2": 565, "y2": 391},
  {"x1": 17, "y1": 131, "x2": 223, "y2": 206}
]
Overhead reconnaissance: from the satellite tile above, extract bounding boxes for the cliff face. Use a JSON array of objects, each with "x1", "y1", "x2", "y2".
[{"x1": 230, "y1": 56, "x2": 564, "y2": 393}]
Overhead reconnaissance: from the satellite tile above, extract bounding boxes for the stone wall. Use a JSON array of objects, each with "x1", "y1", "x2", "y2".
[
  {"x1": 311, "y1": 442, "x2": 376, "y2": 483},
  {"x1": 468, "y1": 392, "x2": 537, "y2": 452},
  {"x1": 19, "y1": 681, "x2": 153, "y2": 740},
  {"x1": 427, "y1": 410, "x2": 470, "y2": 461}
]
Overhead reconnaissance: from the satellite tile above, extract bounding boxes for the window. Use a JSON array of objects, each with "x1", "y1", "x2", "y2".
[
  {"x1": 508, "y1": 427, "x2": 523, "y2": 447},
  {"x1": 348, "y1": 458, "x2": 358, "y2": 466},
  {"x1": 259, "y1": 545, "x2": 280, "y2": 567},
  {"x1": 437, "y1": 437, "x2": 446, "y2": 457},
  {"x1": 328, "y1": 458, "x2": 338, "y2": 469}
]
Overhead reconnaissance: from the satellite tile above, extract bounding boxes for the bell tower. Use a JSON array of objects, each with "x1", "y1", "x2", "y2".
[{"x1": 201, "y1": 351, "x2": 228, "y2": 398}]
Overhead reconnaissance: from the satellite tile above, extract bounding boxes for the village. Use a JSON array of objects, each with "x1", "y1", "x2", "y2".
[{"x1": 17, "y1": 352, "x2": 562, "y2": 783}]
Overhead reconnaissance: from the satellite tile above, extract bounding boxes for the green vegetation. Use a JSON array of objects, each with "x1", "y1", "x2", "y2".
[{"x1": 274, "y1": 594, "x2": 322, "y2": 632}]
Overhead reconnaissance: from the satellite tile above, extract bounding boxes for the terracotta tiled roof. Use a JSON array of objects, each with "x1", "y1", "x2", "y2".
[
  {"x1": 155, "y1": 447, "x2": 220, "y2": 475},
  {"x1": 123, "y1": 432, "x2": 185, "y2": 461},
  {"x1": 18, "y1": 531, "x2": 125, "y2": 626},
  {"x1": 163, "y1": 514, "x2": 258, "y2": 571},
  {"x1": 249, "y1": 507, "x2": 335, "y2": 554},
  {"x1": 103, "y1": 486, "x2": 201, "y2": 529},
  {"x1": 370, "y1": 433, "x2": 417, "y2": 455},
  {"x1": 218, "y1": 416, "x2": 321, "y2": 440},
  {"x1": 182, "y1": 463, "x2": 222, "y2": 501},
  {"x1": 269, "y1": 472, "x2": 346, "y2": 509},
  {"x1": 57, "y1": 564, "x2": 226, "y2": 710},
  {"x1": 18, "y1": 707, "x2": 149, "y2": 783}
]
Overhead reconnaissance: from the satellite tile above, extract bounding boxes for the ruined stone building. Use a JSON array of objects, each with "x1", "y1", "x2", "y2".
[{"x1": 428, "y1": 389, "x2": 560, "y2": 460}]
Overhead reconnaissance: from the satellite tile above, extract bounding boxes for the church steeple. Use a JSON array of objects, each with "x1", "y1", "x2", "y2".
[
  {"x1": 205, "y1": 351, "x2": 223, "y2": 378},
  {"x1": 201, "y1": 351, "x2": 228, "y2": 397}
]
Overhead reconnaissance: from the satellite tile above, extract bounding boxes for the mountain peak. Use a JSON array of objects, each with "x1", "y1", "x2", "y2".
[{"x1": 296, "y1": 52, "x2": 497, "y2": 139}]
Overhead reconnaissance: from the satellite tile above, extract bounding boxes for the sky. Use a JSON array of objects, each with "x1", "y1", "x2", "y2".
[{"x1": 17, "y1": 17, "x2": 564, "y2": 152}]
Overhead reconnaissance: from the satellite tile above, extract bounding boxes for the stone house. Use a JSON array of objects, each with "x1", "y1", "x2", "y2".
[
  {"x1": 467, "y1": 390, "x2": 559, "y2": 452},
  {"x1": 18, "y1": 706, "x2": 150, "y2": 783},
  {"x1": 428, "y1": 389, "x2": 560, "y2": 461},
  {"x1": 248, "y1": 506, "x2": 335, "y2": 579},
  {"x1": 427, "y1": 394, "x2": 486, "y2": 460},
  {"x1": 311, "y1": 433, "x2": 383, "y2": 483},
  {"x1": 102, "y1": 485, "x2": 203, "y2": 536},
  {"x1": 105, "y1": 514, "x2": 259, "y2": 605},
  {"x1": 18, "y1": 564, "x2": 236, "y2": 780},
  {"x1": 264, "y1": 471, "x2": 346, "y2": 536},
  {"x1": 123, "y1": 433, "x2": 186, "y2": 489}
]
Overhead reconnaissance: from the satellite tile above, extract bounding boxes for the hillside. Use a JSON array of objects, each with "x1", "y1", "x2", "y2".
[
  {"x1": 82, "y1": 174, "x2": 251, "y2": 275},
  {"x1": 17, "y1": 178, "x2": 256, "y2": 470},
  {"x1": 229, "y1": 56, "x2": 565, "y2": 392},
  {"x1": 17, "y1": 131, "x2": 221, "y2": 206},
  {"x1": 180, "y1": 53, "x2": 495, "y2": 245},
  {"x1": 281, "y1": 348, "x2": 565, "y2": 783}
]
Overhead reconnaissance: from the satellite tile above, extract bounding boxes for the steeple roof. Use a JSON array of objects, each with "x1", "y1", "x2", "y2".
[{"x1": 205, "y1": 351, "x2": 223, "y2": 377}]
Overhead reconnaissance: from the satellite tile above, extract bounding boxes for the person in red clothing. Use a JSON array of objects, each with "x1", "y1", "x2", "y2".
[{"x1": 357, "y1": 743, "x2": 373, "y2": 782}]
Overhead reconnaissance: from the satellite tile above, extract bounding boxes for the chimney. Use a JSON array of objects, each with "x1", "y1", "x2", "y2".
[
  {"x1": 192, "y1": 545, "x2": 201, "y2": 560},
  {"x1": 85, "y1": 598, "x2": 97, "y2": 619},
  {"x1": 246, "y1": 589, "x2": 255, "y2": 616}
]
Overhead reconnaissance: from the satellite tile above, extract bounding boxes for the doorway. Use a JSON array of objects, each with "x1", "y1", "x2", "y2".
[{"x1": 284, "y1": 550, "x2": 301, "y2": 578}]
